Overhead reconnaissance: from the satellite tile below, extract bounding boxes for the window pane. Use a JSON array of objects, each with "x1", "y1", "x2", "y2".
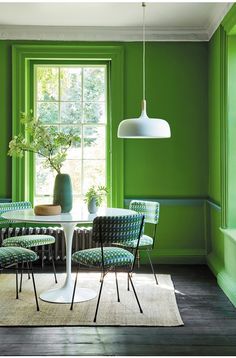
[
  {"x1": 61, "y1": 102, "x2": 82, "y2": 124},
  {"x1": 60, "y1": 126, "x2": 82, "y2": 159},
  {"x1": 35, "y1": 65, "x2": 107, "y2": 207},
  {"x1": 37, "y1": 67, "x2": 59, "y2": 101},
  {"x1": 37, "y1": 102, "x2": 59, "y2": 124},
  {"x1": 35, "y1": 158, "x2": 56, "y2": 197},
  {"x1": 60, "y1": 67, "x2": 82, "y2": 101},
  {"x1": 83, "y1": 102, "x2": 106, "y2": 123},
  {"x1": 61, "y1": 160, "x2": 82, "y2": 196},
  {"x1": 83, "y1": 126, "x2": 105, "y2": 159},
  {"x1": 83, "y1": 67, "x2": 105, "y2": 102},
  {"x1": 83, "y1": 160, "x2": 106, "y2": 194}
]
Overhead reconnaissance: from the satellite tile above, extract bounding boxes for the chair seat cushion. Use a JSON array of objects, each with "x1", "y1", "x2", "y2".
[
  {"x1": 114, "y1": 234, "x2": 153, "y2": 249},
  {"x1": 2, "y1": 234, "x2": 55, "y2": 248},
  {"x1": 72, "y1": 247, "x2": 134, "y2": 267},
  {"x1": 0, "y1": 247, "x2": 38, "y2": 266}
]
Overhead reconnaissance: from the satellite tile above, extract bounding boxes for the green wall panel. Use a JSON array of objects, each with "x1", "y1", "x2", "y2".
[
  {"x1": 0, "y1": 41, "x2": 12, "y2": 198},
  {"x1": 208, "y1": 29, "x2": 221, "y2": 204},
  {"x1": 124, "y1": 42, "x2": 208, "y2": 198}
]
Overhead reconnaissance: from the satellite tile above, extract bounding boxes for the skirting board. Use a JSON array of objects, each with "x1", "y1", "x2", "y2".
[{"x1": 207, "y1": 253, "x2": 236, "y2": 307}]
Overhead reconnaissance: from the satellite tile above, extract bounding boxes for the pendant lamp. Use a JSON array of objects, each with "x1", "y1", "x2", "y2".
[{"x1": 117, "y1": 3, "x2": 171, "y2": 139}]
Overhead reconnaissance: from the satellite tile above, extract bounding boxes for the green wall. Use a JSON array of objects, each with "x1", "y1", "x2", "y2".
[
  {"x1": 207, "y1": 4, "x2": 236, "y2": 306},
  {"x1": 0, "y1": 40, "x2": 208, "y2": 263},
  {"x1": 124, "y1": 42, "x2": 208, "y2": 198}
]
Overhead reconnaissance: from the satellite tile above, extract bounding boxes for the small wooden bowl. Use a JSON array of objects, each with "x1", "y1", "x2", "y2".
[{"x1": 34, "y1": 204, "x2": 61, "y2": 216}]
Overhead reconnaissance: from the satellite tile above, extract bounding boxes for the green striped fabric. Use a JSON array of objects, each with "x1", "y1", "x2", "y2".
[
  {"x1": 3, "y1": 235, "x2": 55, "y2": 248},
  {"x1": 0, "y1": 247, "x2": 38, "y2": 266},
  {"x1": 129, "y1": 200, "x2": 160, "y2": 225}
]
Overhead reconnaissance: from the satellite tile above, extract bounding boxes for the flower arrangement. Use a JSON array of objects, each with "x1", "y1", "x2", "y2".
[{"x1": 8, "y1": 112, "x2": 80, "y2": 174}]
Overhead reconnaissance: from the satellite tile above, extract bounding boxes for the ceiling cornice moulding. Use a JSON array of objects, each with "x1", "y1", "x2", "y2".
[
  {"x1": 0, "y1": 25, "x2": 209, "y2": 42},
  {"x1": 207, "y1": 3, "x2": 233, "y2": 40},
  {"x1": 0, "y1": 3, "x2": 233, "y2": 43}
]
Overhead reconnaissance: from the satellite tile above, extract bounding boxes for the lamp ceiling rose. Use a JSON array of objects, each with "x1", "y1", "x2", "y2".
[{"x1": 117, "y1": 2, "x2": 171, "y2": 139}]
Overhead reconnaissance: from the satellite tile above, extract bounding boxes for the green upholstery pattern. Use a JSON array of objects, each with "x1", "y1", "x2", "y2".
[
  {"x1": 0, "y1": 247, "x2": 38, "y2": 266},
  {"x1": 116, "y1": 234, "x2": 153, "y2": 249},
  {"x1": 0, "y1": 201, "x2": 32, "y2": 226},
  {"x1": 92, "y1": 214, "x2": 144, "y2": 244},
  {"x1": 72, "y1": 214, "x2": 143, "y2": 269},
  {"x1": 129, "y1": 200, "x2": 160, "y2": 224},
  {"x1": 72, "y1": 247, "x2": 134, "y2": 267},
  {"x1": 2, "y1": 235, "x2": 55, "y2": 248}
]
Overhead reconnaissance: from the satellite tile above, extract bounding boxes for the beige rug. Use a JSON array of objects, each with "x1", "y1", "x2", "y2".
[{"x1": 0, "y1": 272, "x2": 183, "y2": 326}]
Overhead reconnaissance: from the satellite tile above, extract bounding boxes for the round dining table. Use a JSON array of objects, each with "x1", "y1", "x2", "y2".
[{"x1": 1, "y1": 207, "x2": 136, "y2": 304}]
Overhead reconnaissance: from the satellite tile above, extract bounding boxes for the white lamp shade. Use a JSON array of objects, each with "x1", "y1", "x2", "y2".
[{"x1": 117, "y1": 107, "x2": 171, "y2": 139}]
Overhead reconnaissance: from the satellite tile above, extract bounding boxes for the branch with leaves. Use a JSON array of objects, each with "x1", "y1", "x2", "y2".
[{"x1": 8, "y1": 112, "x2": 81, "y2": 174}]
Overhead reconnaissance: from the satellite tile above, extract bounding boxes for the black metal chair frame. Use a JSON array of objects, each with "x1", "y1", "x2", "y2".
[
  {"x1": 3, "y1": 222, "x2": 58, "y2": 288},
  {"x1": 19, "y1": 244, "x2": 57, "y2": 292},
  {"x1": 136, "y1": 222, "x2": 158, "y2": 285},
  {"x1": 70, "y1": 215, "x2": 145, "y2": 322},
  {"x1": 0, "y1": 261, "x2": 40, "y2": 311}
]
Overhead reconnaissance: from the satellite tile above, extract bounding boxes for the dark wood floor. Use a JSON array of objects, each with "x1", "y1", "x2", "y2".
[{"x1": 1, "y1": 264, "x2": 236, "y2": 356}]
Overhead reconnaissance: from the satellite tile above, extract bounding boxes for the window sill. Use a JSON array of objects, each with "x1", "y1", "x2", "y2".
[{"x1": 220, "y1": 228, "x2": 236, "y2": 244}]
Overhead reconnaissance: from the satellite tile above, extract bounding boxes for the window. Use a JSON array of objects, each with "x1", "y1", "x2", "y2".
[{"x1": 34, "y1": 65, "x2": 107, "y2": 208}]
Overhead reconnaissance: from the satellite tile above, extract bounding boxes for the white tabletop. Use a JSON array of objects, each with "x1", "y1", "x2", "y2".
[{"x1": 1, "y1": 207, "x2": 136, "y2": 224}]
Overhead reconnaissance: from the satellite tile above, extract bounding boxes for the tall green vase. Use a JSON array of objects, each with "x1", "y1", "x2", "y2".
[{"x1": 53, "y1": 173, "x2": 73, "y2": 213}]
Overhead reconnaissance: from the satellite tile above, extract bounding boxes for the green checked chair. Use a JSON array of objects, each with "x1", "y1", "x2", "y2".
[
  {"x1": 0, "y1": 246, "x2": 39, "y2": 311},
  {"x1": 0, "y1": 201, "x2": 57, "y2": 288},
  {"x1": 114, "y1": 200, "x2": 160, "y2": 285},
  {"x1": 70, "y1": 214, "x2": 144, "y2": 322}
]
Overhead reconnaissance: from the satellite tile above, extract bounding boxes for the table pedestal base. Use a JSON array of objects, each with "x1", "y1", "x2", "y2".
[{"x1": 40, "y1": 285, "x2": 97, "y2": 304}]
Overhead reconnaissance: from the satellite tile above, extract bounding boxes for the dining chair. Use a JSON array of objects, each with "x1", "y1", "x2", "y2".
[
  {"x1": 0, "y1": 201, "x2": 57, "y2": 289},
  {"x1": 70, "y1": 214, "x2": 144, "y2": 322},
  {"x1": 113, "y1": 200, "x2": 160, "y2": 285},
  {"x1": 0, "y1": 246, "x2": 40, "y2": 310}
]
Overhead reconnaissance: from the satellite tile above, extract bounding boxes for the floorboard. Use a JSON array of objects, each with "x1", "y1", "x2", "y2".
[{"x1": 1, "y1": 264, "x2": 236, "y2": 356}]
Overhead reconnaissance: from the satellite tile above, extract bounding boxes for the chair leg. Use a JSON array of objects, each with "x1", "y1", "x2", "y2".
[
  {"x1": 27, "y1": 261, "x2": 30, "y2": 280},
  {"x1": 49, "y1": 245, "x2": 57, "y2": 284},
  {"x1": 15, "y1": 265, "x2": 19, "y2": 299},
  {"x1": 30, "y1": 263, "x2": 40, "y2": 311},
  {"x1": 115, "y1": 270, "x2": 120, "y2": 302},
  {"x1": 146, "y1": 249, "x2": 158, "y2": 285},
  {"x1": 128, "y1": 272, "x2": 143, "y2": 314},
  {"x1": 70, "y1": 268, "x2": 79, "y2": 311},
  {"x1": 19, "y1": 262, "x2": 24, "y2": 293},
  {"x1": 127, "y1": 272, "x2": 130, "y2": 291},
  {"x1": 94, "y1": 273, "x2": 104, "y2": 323}
]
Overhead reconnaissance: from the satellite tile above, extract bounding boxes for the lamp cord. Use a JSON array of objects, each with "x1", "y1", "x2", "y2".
[{"x1": 142, "y1": 2, "x2": 146, "y2": 102}]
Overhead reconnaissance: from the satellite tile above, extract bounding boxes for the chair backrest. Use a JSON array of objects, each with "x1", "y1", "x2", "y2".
[
  {"x1": 129, "y1": 200, "x2": 160, "y2": 225},
  {"x1": 92, "y1": 214, "x2": 144, "y2": 245},
  {"x1": 0, "y1": 201, "x2": 32, "y2": 225}
]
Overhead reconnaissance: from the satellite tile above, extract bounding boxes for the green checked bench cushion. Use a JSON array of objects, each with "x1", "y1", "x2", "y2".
[
  {"x1": 72, "y1": 247, "x2": 134, "y2": 267},
  {"x1": 0, "y1": 247, "x2": 38, "y2": 266},
  {"x1": 2, "y1": 235, "x2": 55, "y2": 248},
  {"x1": 115, "y1": 234, "x2": 153, "y2": 249}
]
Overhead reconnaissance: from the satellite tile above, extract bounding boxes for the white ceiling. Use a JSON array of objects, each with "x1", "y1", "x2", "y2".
[{"x1": 0, "y1": 2, "x2": 233, "y2": 41}]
